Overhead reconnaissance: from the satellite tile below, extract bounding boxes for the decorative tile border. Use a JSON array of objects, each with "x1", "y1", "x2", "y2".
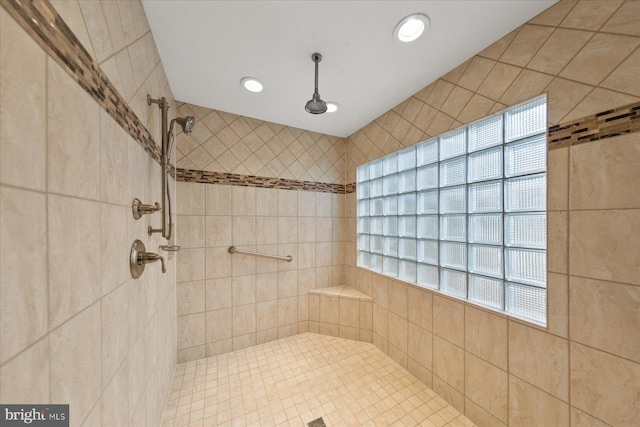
[
  {"x1": 2, "y1": 0, "x2": 164, "y2": 167},
  {"x1": 548, "y1": 101, "x2": 640, "y2": 150},
  {"x1": 176, "y1": 169, "x2": 346, "y2": 194}
]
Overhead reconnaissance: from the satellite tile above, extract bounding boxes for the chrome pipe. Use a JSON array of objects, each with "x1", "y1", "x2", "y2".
[{"x1": 228, "y1": 246, "x2": 293, "y2": 262}]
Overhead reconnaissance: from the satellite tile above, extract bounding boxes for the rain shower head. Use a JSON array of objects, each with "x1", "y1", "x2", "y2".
[
  {"x1": 171, "y1": 116, "x2": 195, "y2": 134},
  {"x1": 305, "y1": 53, "x2": 327, "y2": 115}
]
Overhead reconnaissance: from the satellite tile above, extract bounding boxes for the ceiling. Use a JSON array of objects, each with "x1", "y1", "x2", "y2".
[{"x1": 142, "y1": 1, "x2": 556, "y2": 138}]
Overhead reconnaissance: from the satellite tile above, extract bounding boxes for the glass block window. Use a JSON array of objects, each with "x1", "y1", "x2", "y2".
[{"x1": 357, "y1": 96, "x2": 547, "y2": 325}]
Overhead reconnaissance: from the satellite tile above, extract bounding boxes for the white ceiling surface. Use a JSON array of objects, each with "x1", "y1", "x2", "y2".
[{"x1": 142, "y1": 1, "x2": 556, "y2": 138}]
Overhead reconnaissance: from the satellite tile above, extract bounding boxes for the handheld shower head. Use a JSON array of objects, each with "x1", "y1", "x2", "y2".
[{"x1": 172, "y1": 116, "x2": 195, "y2": 134}]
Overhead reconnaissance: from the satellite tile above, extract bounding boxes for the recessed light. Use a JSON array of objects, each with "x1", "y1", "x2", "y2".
[
  {"x1": 326, "y1": 102, "x2": 339, "y2": 113},
  {"x1": 241, "y1": 77, "x2": 263, "y2": 93},
  {"x1": 394, "y1": 13, "x2": 430, "y2": 43}
]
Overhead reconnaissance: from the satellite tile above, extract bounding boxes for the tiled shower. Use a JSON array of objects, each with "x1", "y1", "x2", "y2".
[{"x1": 1, "y1": 1, "x2": 638, "y2": 427}]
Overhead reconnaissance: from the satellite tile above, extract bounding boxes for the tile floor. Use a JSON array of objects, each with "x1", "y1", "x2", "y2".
[{"x1": 161, "y1": 333, "x2": 476, "y2": 427}]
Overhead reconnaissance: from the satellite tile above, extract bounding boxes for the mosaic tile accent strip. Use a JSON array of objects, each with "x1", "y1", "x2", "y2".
[
  {"x1": 1, "y1": 0, "x2": 163, "y2": 166},
  {"x1": 176, "y1": 168, "x2": 346, "y2": 194},
  {"x1": 548, "y1": 101, "x2": 640, "y2": 150},
  {"x1": 345, "y1": 182, "x2": 356, "y2": 194}
]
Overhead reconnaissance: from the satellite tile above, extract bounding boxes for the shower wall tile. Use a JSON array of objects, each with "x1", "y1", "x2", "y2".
[
  {"x1": 465, "y1": 352, "x2": 508, "y2": 423},
  {"x1": 509, "y1": 375, "x2": 569, "y2": 427},
  {"x1": 464, "y1": 306, "x2": 508, "y2": 370},
  {"x1": 433, "y1": 295, "x2": 465, "y2": 348},
  {"x1": 0, "y1": 8, "x2": 47, "y2": 191},
  {"x1": 433, "y1": 336, "x2": 465, "y2": 392},
  {"x1": 0, "y1": 338, "x2": 49, "y2": 404}
]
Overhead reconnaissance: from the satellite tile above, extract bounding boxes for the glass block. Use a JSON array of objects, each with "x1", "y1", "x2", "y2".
[
  {"x1": 370, "y1": 198, "x2": 383, "y2": 216},
  {"x1": 440, "y1": 157, "x2": 467, "y2": 187},
  {"x1": 383, "y1": 174, "x2": 398, "y2": 195},
  {"x1": 398, "y1": 216, "x2": 416, "y2": 237},
  {"x1": 369, "y1": 159, "x2": 383, "y2": 179},
  {"x1": 370, "y1": 254, "x2": 383, "y2": 273},
  {"x1": 440, "y1": 241, "x2": 466, "y2": 270},
  {"x1": 506, "y1": 248, "x2": 546, "y2": 287},
  {"x1": 417, "y1": 215, "x2": 439, "y2": 239},
  {"x1": 399, "y1": 238, "x2": 417, "y2": 260},
  {"x1": 469, "y1": 244, "x2": 503, "y2": 278},
  {"x1": 398, "y1": 147, "x2": 417, "y2": 171},
  {"x1": 440, "y1": 269, "x2": 467, "y2": 298},
  {"x1": 383, "y1": 237, "x2": 398, "y2": 256},
  {"x1": 468, "y1": 180, "x2": 502, "y2": 213},
  {"x1": 358, "y1": 251, "x2": 370, "y2": 268},
  {"x1": 370, "y1": 217, "x2": 383, "y2": 235},
  {"x1": 383, "y1": 257, "x2": 399, "y2": 277},
  {"x1": 468, "y1": 115, "x2": 503, "y2": 152},
  {"x1": 417, "y1": 240, "x2": 438, "y2": 264},
  {"x1": 357, "y1": 165, "x2": 368, "y2": 183},
  {"x1": 417, "y1": 139, "x2": 438, "y2": 165},
  {"x1": 399, "y1": 193, "x2": 416, "y2": 215},
  {"x1": 468, "y1": 146, "x2": 503, "y2": 183},
  {"x1": 505, "y1": 213, "x2": 546, "y2": 249},
  {"x1": 505, "y1": 174, "x2": 546, "y2": 212},
  {"x1": 357, "y1": 181, "x2": 369, "y2": 200},
  {"x1": 370, "y1": 178, "x2": 383, "y2": 197},
  {"x1": 370, "y1": 235, "x2": 383, "y2": 254},
  {"x1": 383, "y1": 216, "x2": 397, "y2": 236},
  {"x1": 357, "y1": 217, "x2": 369, "y2": 234},
  {"x1": 399, "y1": 260, "x2": 417, "y2": 282},
  {"x1": 417, "y1": 264, "x2": 439, "y2": 289},
  {"x1": 398, "y1": 170, "x2": 416, "y2": 193},
  {"x1": 469, "y1": 275, "x2": 504, "y2": 310},
  {"x1": 417, "y1": 164, "x2": 439, "y2": 190},
  {"x1": 440, "y1": 215, "x2": 466, "y2": 242},
  {"x1": 506, "y1": 282, "x2": 546, "y2": 324},
  {"x1": 358, "y1": 200, "x2": 369, "y2": 216},
  {"x1": 358, "y1": 234, "x2": 370, "y2": 252},
  {"x1": 505, "y1": 134, "x2": 546, "y2": 177},
  {"x1": 440, "y1": 186, "x2": 466, "y2": 214},
  {"x1": 505, "y1": 96, "x2": 547, "y2": 142},
  {"x1": 384, "y1": 196, "x2": 398, "y2": 216},
  {"x1": 440, "y1": 129, "x2": 467, "y2": 160},
  {"x1": 383, "y1": 153, "x2": 398, "y2": 175},
  {"x1": 417, "y1": 190, "x2": 439, "y2": 214},
  {"x1": 468, "y1": 214, "x2": 502, "y2": 245}
]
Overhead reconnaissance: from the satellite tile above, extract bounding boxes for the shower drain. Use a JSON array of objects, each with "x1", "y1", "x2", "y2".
[{"x1": 308, "y1": 417, "x2": 327, "y2": 427}]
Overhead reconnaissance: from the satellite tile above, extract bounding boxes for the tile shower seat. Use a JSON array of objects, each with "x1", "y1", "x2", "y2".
[{"x1": 309, "y1": 286, "x2": 373, "y2": 342}]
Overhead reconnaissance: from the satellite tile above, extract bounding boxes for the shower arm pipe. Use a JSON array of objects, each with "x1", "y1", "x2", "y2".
[
  {"x1": 147, "y1": 95, "x2": 170, "y2": 240},
  {"x1": 228, "y1": 246, "x2": 293, "y2": 262}
]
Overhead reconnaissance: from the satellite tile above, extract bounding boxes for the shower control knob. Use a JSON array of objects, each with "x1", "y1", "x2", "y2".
[{"x1": 130, "y1": 240, "x2": 166, "y2": 278}]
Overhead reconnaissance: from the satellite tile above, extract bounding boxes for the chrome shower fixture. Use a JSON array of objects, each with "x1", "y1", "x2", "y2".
[
  {"x1": 305, "y1": 53, "x2": 327, "y2": 114},
  {"x1": 168, "y1": 115, "x2": 195, "y2": 136}
]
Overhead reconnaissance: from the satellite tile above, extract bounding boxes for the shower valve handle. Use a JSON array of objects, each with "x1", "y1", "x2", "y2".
[{"x1": 138, "y1": 251, "x2": 166, "y2": 273}]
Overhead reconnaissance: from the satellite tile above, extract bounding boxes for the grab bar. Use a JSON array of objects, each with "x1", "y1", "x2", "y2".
[{"x1": 228, "y1": 246, "x2": 293, "y2": 262}]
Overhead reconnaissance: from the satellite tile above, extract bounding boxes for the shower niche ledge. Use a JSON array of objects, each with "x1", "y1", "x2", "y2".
[{"x1": 309, "y1": 286, "x2": 373, "y2": 343}]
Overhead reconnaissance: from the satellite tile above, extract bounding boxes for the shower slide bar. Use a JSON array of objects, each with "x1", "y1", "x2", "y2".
[{"x1": 228, "y1": 246, "x2": 293, "y2": 262}]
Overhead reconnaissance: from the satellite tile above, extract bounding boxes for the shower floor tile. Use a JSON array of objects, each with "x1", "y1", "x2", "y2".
[{"x1": 161, "y1": 333, "x2": 476, "y2": 427}]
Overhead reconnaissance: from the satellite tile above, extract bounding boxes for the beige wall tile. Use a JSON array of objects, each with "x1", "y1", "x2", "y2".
[
  {"x1": 456, "y1": 94, "x2": 496, "y2": 124},
  {"x1": 339, "y1": 298, "x2": 359, "y2": 328},
  {"x1": 48, "y1": 195, "x2": 101, "y2": 329},
  {"x1": 388, "y1": 311, "x2": 408, "y2": 353},
  {"x1": 47, "y1": 60, "x2": 101, "y2": 199},
  {"x1": 570, "y1": 133, "x2": 640, "y2": 210},
  {"x1": 570, "y1": 209, "x2": 640, "y2": 286},
  {"x1": 500, "y1": 25, "x2": 554, "y2": 67},
  {"x1": 527, "y1": 28, "x2": 593, "y2": 75},
  {"x1": 529, "y1": 0, "x2": 577, "y2": 26},
  {"x1": 388, "y1": 342, "x2": 407, "y2": 369},
  {"x1": 101, "y1": 283, "x2": 130, "y2": 384},
  {"x1": 0, "y1": 338, "x2": 49, "y2": 404},
  {"x1": 563, "y1": 87, "x2": 639, "y2": 123},
  {"x1": 476, "y1": 62, "x2": 522, "y2": 102},
  {"x1": 407, "y1": 357, "x2": 432, "y2": 388},
  {"x1": 373, "y1": 303, "x2": 388, "y2": 340},
  {"x1": 407, "y1": 323, "x2": 432, "y2": 371},
  {"x1": 457, "y1": 57, "x2": 496, "y2": 92},
  {"x1": 601, "y1": 47, "x2": 640, "y2": 97},
  {"x1": 50, "y1": 302, "x2": 101, "y2": 425},
  {"x1": 570, "y1": 276, "x2": 639, "y2": 362},
  {"x1": 433, "y1": 295, "x2": 464, "y2": 347},
  {"x1": 78, "y1": 0, "x2": 113, "y2": 63},
  {"x1": 206, "y1": 278, "x2": 232, "y2": 311},
  {"x1": 205, "y1": 308, "x2": 232, "y2": 342},
  {"x1": 178, "y1": 248, "x2": 205, "y2": 282},
  {"x1": 426, "y1": 80, "x2": 455, "y2": 110},
  {"x1": 407, "y1": 286, "x2": 432, "y2": 331},
  {"x1": 205, "y1": 340, "x2": 231, "y2": 358},
  {"x1": 0, "y1": 188, "x2": 48, "y2": 363},
  {"x1": 205, "y1": 216, "x2": 232, "y2": 248},
  {"x1": 499, "y1": 69, "x2": 553, "y2": 107},
  {"x1": 432, "y1": 375, "x2": 465, "y2": 414},
  {"x1": 601, "y1": 0, "x2": 640, "y2": 36},
  {"x1": 233, "y1": 304, "x2": 257, "y2": 335},
  {"x1": 359, "y1": 300, "x2": 372, "y2": 330},
  {"x1": 204, "y1": 183, "x2": 231, "y2": 216},
  {"x1": 0, "y1": 7, "x2": 47, "y2": 191},
  {"x1": 548, "y1": 211, "x2": 568, "y2": 274},
  {"x1": 478, "y1": 29, "x2": 519, "y2": 60},
  {"x1": 232, "y1": 275, "x2": 256, "y2": 306},
  {"x1": 509, "y1": 321, "x2": 569, "y2": 401},
  {"x1": 372, "y1": 274, "x2": 389, "y2": 308},
  {"x1": 233, "y1": 217, "x2": 256, "y2": 246},
  {"x1": 545, "y1": 78, "x2": 593, "y2": 125},
  {"x1": 465, "y1": 398, "x2": 507, "y2": 427},
  {"x1": 560, "y1": 0, "x2": 624, "y2": 31},
  {"x1": 464, "y1": 306, "x2": 507, "y2": 370},
  {"x1": 547, "y1": 146, "x2": 569, "y2": 211},
  {"x1": 440, "y1": 86, "x2": 474, "y2": 119},
  {"x1": 101, "y1": 359, "x2": 129, "y2": 427},
  {"x1": 177, "y1": 313, "x2": 205, "y2": 350},
  {"x1": 177, "y1": 215, "x2": 205, "y2": 248},
  {"x1": 205, "y1": 247, "x2": 232, "y2": 279},
  {"x1": 509, "y1": 375, "x2": 569, "y2": 427},
  {"x1": 256, "y1": 300, "x2": 278, "y2": 331},
  {"x1": 433, "y1": 336, "x2": 464, "y2": 392},
  {"x1": 570, "y1": 407, "x2": 611, "y2": 427},
  {"x1": 277, "y1": 297, "x2": 297, "y2": 326},
  {"x1": 256, "y1": 272, "x2": 277, "y2": 302},
  {"x1": 560, "y1": 33, "x2": 640, "y2": 85},
  {"x1": 178, "y1": 181, "x2": 205, "y2": 215},
  {"x1": 571, "y1": 342, "x2": 640, "y2": 427},
  {"x1": 465, "y1": 352, "x2": 508, "y2": 422},
  {"x1": 547, "y1": 273, "x2": 569, "y2": 338},
  {"x1": 100, "y1": 110, "x2": 129, "y2": 205}
]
